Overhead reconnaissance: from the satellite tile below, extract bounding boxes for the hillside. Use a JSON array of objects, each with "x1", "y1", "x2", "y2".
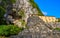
[
  {"x1": 0, "y1": 0, "x2": 60, "y2": 38},
  {"x1": 2, "y1": 0, "x2": 44, "y2": 27}
]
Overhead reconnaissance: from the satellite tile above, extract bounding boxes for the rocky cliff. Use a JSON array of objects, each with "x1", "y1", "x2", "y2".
[
  {"x1": 1, "y1": 0, "x2": 60, "y2": 38},
  {"x1": 4, "y1": 0, "x2": 43, "y2": 23},
  {"x1": 4, "y1": 0, "x2": 44, "y2": 27},
  {"x1": 9, "y1": 16, "x2": 60, "y2": 38}
]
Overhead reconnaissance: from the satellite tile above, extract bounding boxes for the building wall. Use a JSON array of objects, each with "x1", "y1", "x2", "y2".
[{"x1": 39, "y1": 16, "x2": 58, "y2": 23}]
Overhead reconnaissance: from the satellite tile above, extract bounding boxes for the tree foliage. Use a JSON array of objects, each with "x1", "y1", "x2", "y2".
[
  {"x1": 0, "y1": 25, "x2": 24, "y2": 36},
  {"x1": 0, "y1": 0, "x2": 16, "y2": 25},
  {"x1": 0, "y1": 0, "x2": 6, "y2": 25}
]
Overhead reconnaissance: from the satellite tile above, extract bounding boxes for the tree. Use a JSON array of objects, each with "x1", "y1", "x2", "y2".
[{"x1": 0, "y1": 0, "x2": 16, "y2": 24}]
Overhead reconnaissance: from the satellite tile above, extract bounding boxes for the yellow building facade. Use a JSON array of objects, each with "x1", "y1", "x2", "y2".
[{"x1": 39, "y1": 16, "x2": 58, "y2": 23}]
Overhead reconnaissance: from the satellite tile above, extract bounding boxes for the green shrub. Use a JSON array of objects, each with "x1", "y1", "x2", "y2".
[
  {"x1": 57, "y1": 18, "x2": 60, "y2": 22},
  {"x1": 0, "y1": 6, "x2": 6, "y2": 25},
  {"x1": 0, "y1": 25, "x2": 24, "y2": 36},
  {"x1": 18, "y1": 10, "x2": 25, "y2": 18},
  {"x1": 54, "y1": 28, "x2": 60, "y2": 31},
  {"x1": 0, "y1": 0, "x2": 7, "y2": 25},
  {"x1": 19, "y1": 19, "x2": 27, "y2": 28},
  {"x1": 0, "y1": 0, "x2": 16, "y2": 25},
  {"x1": 10, "y1": 0, "x2": 16, "y2": 3}
]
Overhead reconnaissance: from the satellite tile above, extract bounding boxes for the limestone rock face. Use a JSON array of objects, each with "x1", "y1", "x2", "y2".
[
  {"x1": 9, "y1": 16, "x2": 60, "y2": 38},
  {"x1": 4, "y1": 0, "x2": 41, "y2": 23},
  {"x1": 4, "y1": 0, "x2": 43, "y2": 27},
  {"x1": 17, "y1": 16, "x2": 51, "y2": 38}
]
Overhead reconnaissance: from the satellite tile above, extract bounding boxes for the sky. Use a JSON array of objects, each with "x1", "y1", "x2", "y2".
[{"x1": 34, "y1": 0, "x2": 60, "y2": 18}]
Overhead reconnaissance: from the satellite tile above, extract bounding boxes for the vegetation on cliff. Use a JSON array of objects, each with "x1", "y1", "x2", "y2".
[
  {"x1": 54, "y1": 28, "x2": 60, "y2": 31},
  {"x1": 0, "y1": 7, "x2": 5, "y2": 22},
  {"x1": 0, "y1": 0, "x2": 24, "y2": 37},
  {"x1": 0, "y1": 0, "x2": 44, "y2": 24},
  {"x1": 57, "y1": 18, "x2": 60, "y2": 22},
  {"x1": 18, "y1": 10, "x2": 25, "y2": 18},
  {"x1": 0, "y1": 0, "x2": 16, "y2": 25},
  {"x1": 29, "y1": 0, "x2": 44, "y2": 16},
  {"x1": 0, "y1": 0, "x2": 7, "y2": 25},
  {"x1": 0, "y1": 25, "x2": 24, "y2": 36}
]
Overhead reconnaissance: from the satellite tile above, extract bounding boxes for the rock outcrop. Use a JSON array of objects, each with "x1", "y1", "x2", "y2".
[
  {"x1": 1, "y1": 0, "x2": 60, "y2": 38},
  {"x1": 4, "y1": 0, "x2": 43, "y2": 27},
  {"x1": 9, "y1": 16, "x2": 60, "y2": 38},
  {"x1": 4, "y1": 0, "x2": 43, "y2": 22}
]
